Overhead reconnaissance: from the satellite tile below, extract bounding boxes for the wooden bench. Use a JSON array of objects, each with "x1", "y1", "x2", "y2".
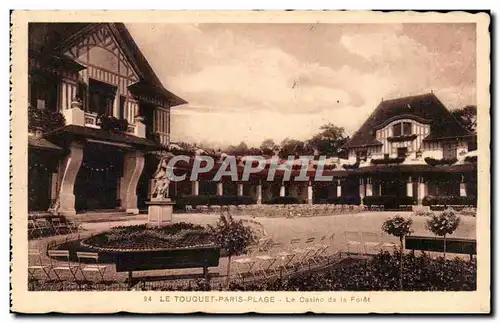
[
  {"x1": 405, "y1": 236, "x2": 476, "y2": 260},
  {"x1": 114, "y1": 246, "x2": 221, "y2": 289}
]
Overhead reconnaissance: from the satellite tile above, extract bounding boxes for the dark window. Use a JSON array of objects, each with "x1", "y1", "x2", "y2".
[
  {"x1": 88, "y1": 79, "x2": 116, "y2": 116},
  {"x1": 403, "y1": 122, "x2": 412, "y2": 135},
  {"x1": 397, "y1": 147, "x2": 408, "y2": 158},
  {"x1": 384, "y1": 153, "x2": 389, "y2": 159},
  {"x1": 30, "y1": 72, "x2": 58, "y2": 111},
  {"x1": 119, "y1": 95, "x2": 126, "y2": 119},
  {"x1": 392, "y1": 123, "x2": 402, "y2": 137}
]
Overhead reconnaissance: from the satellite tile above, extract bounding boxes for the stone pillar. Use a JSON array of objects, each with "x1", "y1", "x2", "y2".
[
  {"x1": 336, "y1": 180, "x2": 342, "y2": 198},
  {"x1": 279, "y1": 183, "x2": 286, "y2": 197},
  {"x1": 307, "y1": 182, "x2": 313, "y2": 205},
  {"x1": 120, "y1": 151, "x2": 145, "y2": 214},
  {"x1": 255, "y1": 183, "x2": 262, "y2": 204},
  {"x1": 57, "y1": 142, "x2": 84, "y2": 216},
  {"x1": 407, "y1": 176, "x2": 413, "y2": 197},
  {"x1": 359, "y1": 178, "x2": 366, "y2": 205},
  {"x1": 417, "y1": 177, "x2": 427, "y2": 205},
  {"x1": 50, "y1": 173, "x2": 58, "y2": 204},
  {"x1": 216, "y1": 182, "x2": 223, "y2": 196},
  {"x1": 237, "y1": 183, "x2": 244, "y2": 197},
  {"x1": 366, "y1": 177, "x2": 373, "y2": 197},
  {"x1": 191, "y1": 180, "x2": 199, "y2": 196}
]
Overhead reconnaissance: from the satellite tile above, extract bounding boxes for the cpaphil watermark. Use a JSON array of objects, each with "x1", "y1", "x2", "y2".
[{"x1": 165, "y1": 155, "x2": 341, "y2": 182}]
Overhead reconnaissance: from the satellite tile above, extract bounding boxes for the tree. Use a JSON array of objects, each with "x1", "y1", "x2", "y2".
[
  {"x1": 278, "y1": 139, "x2": 313, "y2": 159},
  {"x1": 307, "y1": 123, "x2": 348, "y2": 157},
  {"x1": 382, "y1": 215, "x2": 414, "y2": 290},
  {"x1": 426, "y1": 210, "x2": 461, "y2": 258},
  {"x1": 260, "y1": 139, "x2": 276, "y2": 156},
  {"x1": 452, "y1": 105, "x2": 477, "y2": 133},
  {"x1": 208, "y1": 215, "x2": 256, "y2": 288}
]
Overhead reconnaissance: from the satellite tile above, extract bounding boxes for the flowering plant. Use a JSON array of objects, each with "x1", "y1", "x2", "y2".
[
  {"x1": 426, "y1": 210, "x2": 461, "y2": 257},
  {"x1": 382, "y1": 215, "x2": 414, "y2": 247}
]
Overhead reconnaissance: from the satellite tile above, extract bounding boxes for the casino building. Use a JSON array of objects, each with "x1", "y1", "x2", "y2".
[
  {"x1": 27, "y1": 23, "x2": 186, "y2": 215},
  {"x1": 27, "y1": 23, "x2": 478, "y2": 215}
]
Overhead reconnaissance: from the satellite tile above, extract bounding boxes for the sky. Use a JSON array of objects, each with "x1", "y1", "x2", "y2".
[{"x1": 127, "y1": 23, "x2": 476, "y2": 148}]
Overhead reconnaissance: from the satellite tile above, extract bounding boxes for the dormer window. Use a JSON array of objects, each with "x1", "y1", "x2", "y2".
[{"x1": 392, "y1": 122, "x2": 412, "y2": 137}]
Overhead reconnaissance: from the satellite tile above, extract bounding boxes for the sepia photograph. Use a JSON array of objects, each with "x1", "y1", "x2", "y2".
[{"x1": 10, "y1": 10, "x2": 490, "y2": 314}]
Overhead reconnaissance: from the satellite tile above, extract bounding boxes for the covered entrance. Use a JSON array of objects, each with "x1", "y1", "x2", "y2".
[{"x1": 74, "y1": 143, "x2": 125, "y2": 211}]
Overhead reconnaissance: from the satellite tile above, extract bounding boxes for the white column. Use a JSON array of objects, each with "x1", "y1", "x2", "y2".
[
  {"x1": 359, "y1": 178, "x2": 366, "y2": 204},
  {"x1": 279, "y1": 183, "x2": 286, "y2": 197},
  {"x1": 255, "y1": 184, "x2": 262, "y2": 204},
  {"x1": 192, "y1": 180, "x2": 199, "y2": 196},
  {"x1": 366, "y1": 177, "x2": 373, "y2": 197},
  {"x1": 237, "y1": 183, "x2": 244, "y2": 197},
  {"x1": 418, "y1": 177, "x2": 427, "y2": 205},
  {"x1": 57, "y1": 142, "x2": 84, "y2": 216},
  {"x1": 460, "y1": 183, "x2": 467, "y2": 197},
  {"x1": 120, "y1": 151, "x2": 145, "y2": 214},
  {"x1": 336, "y1": 180, "x2": 342, "y2": 197},
  {"x1": 307, "y1": 182, "x2": 313, "y2": 205},
  {"x1": 216, "y1": 182, "x2": 223, "y2": 196},
  {"x1": 407, "y1": 176, "x2": 413, "y2": 197}
]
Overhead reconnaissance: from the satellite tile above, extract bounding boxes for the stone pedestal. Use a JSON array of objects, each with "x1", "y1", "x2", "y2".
[{"x1": 146, "y1": 199, "x2": 176, "y2": 227}]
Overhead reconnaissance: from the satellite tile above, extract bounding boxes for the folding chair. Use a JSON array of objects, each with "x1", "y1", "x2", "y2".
[
  {"x1": 47, "y1": 250, "x2": 80, "y2": 282},
  {"x1": 254, "y1": 242, "x2": 281, "y2": 278},
  {"x1": 361, "y1": 232, "x2": 381, "y2": 254},
  {"x1": 28, "y1": 219, "x2": 38, "y2": 239},
  {"x1": 51, "y1": 217, "x2": 70, "y2": 235},
  {"x1": 35, "y1": 218, "x2": 52, "y2": 237},
  {"x1": 293, "y1": 237, "x2": 316, "y2": 267},
  {"x1": 28, "y1": 249, "x2": 52, "y2": 281},
  {"x1": 276, "y1": 238, "x2": 301, "y2": 269},
  {"x1": 76, "y1": 252, "x2": 108, "y2": 283},
  {"x1": 344, "y1": 231, "x2": 363, "y2": 255}
]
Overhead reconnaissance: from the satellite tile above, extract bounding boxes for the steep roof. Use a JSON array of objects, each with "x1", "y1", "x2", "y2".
[
  {"x1": 28, "y1": 23, "x2": 187, "y2": 107},
  {"x1": 343, "y1": 93, "x2": 474, "y2": 148}
]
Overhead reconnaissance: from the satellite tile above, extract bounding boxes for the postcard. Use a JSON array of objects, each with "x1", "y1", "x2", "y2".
[{"x1": 10, "y1": 10, "x2": 490, "y2": 314}]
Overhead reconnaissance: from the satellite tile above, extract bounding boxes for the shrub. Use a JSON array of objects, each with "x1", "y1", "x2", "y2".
[
  {"x1": 370, "y1": 157, "x2": 405, "y2": 165},
  {"x1": 28, "y1": 104, "x2": 66, "y2": 133},
  {"x1": 426, "y1": 210, "x2": 461, "y2": 257},
  {"x1": 464, "y1": 156, "x2": 477, "y2": 164},
  {"x1": 422, "y1": 195, "x2": 476, "y2": 207},
  {"x1": 363, "y1": 195, "x2": 415, "y2": 208},
  {"x1": 226, "y1": 251, "x2": 475, "y2": 291},
  {"x1": 342, "y1": 160, "x2": 360, "y2": 170},
  {"x1": 208, "y1": 215, "x2": 256, "y2": 287},
  {"x1": 263, "y1": 196, "x2": 300, "y2": 205},
  {"x1": 99, "y1": 115, "x2": 128, "y2": 133},
  {"x1": 424, "y1": 157, "x2": 458, "y2": 166}
]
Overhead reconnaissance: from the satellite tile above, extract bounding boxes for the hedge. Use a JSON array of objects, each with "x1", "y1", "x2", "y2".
[
  {"x1": 422, "y1": 195, "x2": 477, "y2": 207},
  {"x1": 315, "y1": 196, "x2": 361, "y2": 205},
  {"x1": 363, "y1": 195, "x2": 416, "y2": 208},
  {"x1": 263, "y1": 196, "x2": 301, "y2": 205},
  {"x1": 175, "y1": 195, "x2": 256, "y2": 207}
]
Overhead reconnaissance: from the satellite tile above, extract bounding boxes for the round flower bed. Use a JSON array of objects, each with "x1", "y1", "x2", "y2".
[{"x1": 81, "y1": 222, "x2": 216, "y2": 252}]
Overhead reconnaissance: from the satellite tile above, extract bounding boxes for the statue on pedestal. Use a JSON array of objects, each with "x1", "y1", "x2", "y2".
[{"x1": 151, "y1": 156, "x2": 170, "y2": 200}]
